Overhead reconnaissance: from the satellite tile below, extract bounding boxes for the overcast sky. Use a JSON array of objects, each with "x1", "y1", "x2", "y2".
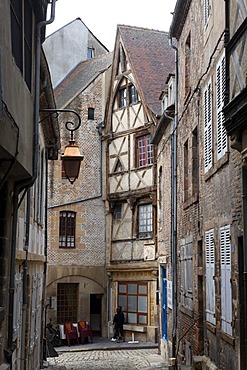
[{"x1": 46, "y1": 0, "x2": 177, "y2": 51}]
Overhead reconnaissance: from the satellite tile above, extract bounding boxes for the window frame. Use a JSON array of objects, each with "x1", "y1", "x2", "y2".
[
  {"x1": 136, "y1": 134, "x2": 154, "y2": 168},
  {"x1": 57, "y1": 283, "x2": 79, "y2": 323},
  {"x1": 88, "y1": 107, "x2": 95, "y2": 120},
  {"x1": 119, "y1": 87, "x2": 127, "y2": 108},
  {"x1": 118, "y1": 282, "x2": 148, "y2": 325},
  {"x1": 59, "y1": 211, "x2": 76, "y2": 248},
  {"x1": 138, "y1": 203, "x2": 153, "y2": 240},
  {"x1": 129, "y1": 84, "x2": 138, "y2": 105},
  {"x1": 113, "y1": 203, "x2": 122, "y2": 220},
  {"x1": 87, "y1": 47, "x2": 95, "y2": 59}
]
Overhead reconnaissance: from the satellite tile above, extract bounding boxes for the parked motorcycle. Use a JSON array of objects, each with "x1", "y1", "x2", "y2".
[{"x1": 46, "y1": 319, "x2": 62, "y2": 347}]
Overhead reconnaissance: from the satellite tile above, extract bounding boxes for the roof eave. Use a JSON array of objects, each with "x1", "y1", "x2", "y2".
[{"x1": 169, "y1": 0, "x2": 192, "y2": 39}]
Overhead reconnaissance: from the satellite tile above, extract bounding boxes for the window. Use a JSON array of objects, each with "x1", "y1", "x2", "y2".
[
  {"x1": 87, "y1": 47, "x2": 95, "y2": 59},
  {"x1": 138, "y1": 204, "x2": 153, "y2": 239},
  {"x1": 10, "y1": 0, "x2": 33, "y2": 90},
  {"x1": 180, "y1": 241, "x2": 193, "y2": 309},
  {"x1": 57, "y1": 283, "x2": 78, "y2": 323},
  {"x1": 220, "y1": 225, "x2": 232, "y2": 335},
  {"x1": 113, "y1": 204, "x2": 122, "y2": 220},
  {"x1": 88, "y1": 107, "x2": 95, "y2": 120},
  {"x1": 204, "y1": 79, "x2": 213, "y2": 172},
  {"x1": 136, "y1": 135, "x2": 154, "y2": 167},
  {"x1": 119, "y1": 87, "x2": 127, "y2": 108},
  {"x1": 184, "y1": 140, "x2": 189, "y2": 201},
  {"x1": 192, "y1": 128, "x2": 199, "y2": 195},
  {"x1": 129, "y1": 85, "x2": 138, "y2": 104},
  {"x1": 59, "y1": 211, "x2": 76, "y2": 248},
  {"x1": 216, "y1": 52, "x2": 227, "y2": 160},
  {"x1": 185, "y1": 33, "x2": 191, "y2": 96},
  {"x1": 118, "y1": 282, "x2": 148, "y2": 325},
  {"x1": 205, "y1": 229, "x2": 216, "y2": 325}
]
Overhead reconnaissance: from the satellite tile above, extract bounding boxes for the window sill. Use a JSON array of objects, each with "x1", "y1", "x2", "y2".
[
  {"x1": 204, "y1": 152, "x2": 229, "y2": 181},
  {"x1": 206, "y1": 321, "x2": 216, "y2": 334},
  {"x1": 123, "y1": 324, "x2": 147, "y2": 332},
  {"x1": 220, "y1": 330, "x2": 235, "y2": 346},
  {"x1": 183, "y1": 193, "x2": 199, "y2": 210},
  {"x1": 179, "y1": 304, "x2": 193, "y2": 318}
]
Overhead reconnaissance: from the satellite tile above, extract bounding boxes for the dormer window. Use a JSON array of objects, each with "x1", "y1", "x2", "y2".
[
  {"x1": 119, "y1": 87, "x2": 127, "y2": 108},
  {"x1": 117, "y1": 82, "x2": 138, "y2": 109},
  {"x1": 129, "y1": 85, "x2": 138, "y2": 104},
  {"x1": 87, "y1": 47, "x2": 95, "y2": 59}
]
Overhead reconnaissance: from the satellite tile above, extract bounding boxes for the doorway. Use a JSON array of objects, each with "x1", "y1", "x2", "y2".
[{"x1": 90, "y1": 294, "x2": 102, "y2": 336}]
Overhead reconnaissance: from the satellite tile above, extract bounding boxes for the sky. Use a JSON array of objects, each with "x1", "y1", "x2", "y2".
[{"x1": 46, "y1": 0, "x2": 177, "y2": 51}]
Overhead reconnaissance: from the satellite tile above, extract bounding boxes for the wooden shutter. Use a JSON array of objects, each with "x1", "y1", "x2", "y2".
[
  {"x1": 13, "y1": 273, "x2": 22, "y2": 341},
  {"x1": 220, "y1": 225, "x2": 232, "y2": 335},
  {"x1": 204, "y1": 80, "x2": 213, "y2": 172},
  {"x1": 204, "y1": 0, "x2": 210, "y2": 25},
  {"x1": 216, "y1": 52, "x2": 227, "y2": 160},
  {"x1": 180, "y1": 245, "x2": 185, "y2": 306},
  {"x1": 205, "y1": 229, "x2": 216, "y2": 324}
]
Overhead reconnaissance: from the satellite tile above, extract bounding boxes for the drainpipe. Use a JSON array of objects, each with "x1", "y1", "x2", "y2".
[
  {"x1": 41, "y1": 150, "x2": 49, "y2": 366},
  {"x1": 241, "y1": 168, "x2": 247, "y2": 370},
  {"x1": 5, "y1": 1, "x2": 56, "y2": 366},
  {"x1": 20, "y1": 188, "x2": 31, "y2": 370},
  {"x1": 169, "y1": 36, "x2": 178, "y2": 368}
]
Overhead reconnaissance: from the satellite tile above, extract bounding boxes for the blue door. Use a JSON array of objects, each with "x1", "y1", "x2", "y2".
[{"x1": 161, "y1": 267, "x2": 167, "y2": 341}]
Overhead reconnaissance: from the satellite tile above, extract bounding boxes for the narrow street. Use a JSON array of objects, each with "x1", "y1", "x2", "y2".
[
  {"x1": 43, "y1": 338, "x2": 169, "y2": 370},
  {"x1": 45, "y1": 348, "x2": 169, "y2": 370}
]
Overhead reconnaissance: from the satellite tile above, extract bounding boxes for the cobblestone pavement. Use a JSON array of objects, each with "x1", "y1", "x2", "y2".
[{"x1": 46, "y1": 348, "x2": 169, "y2": 370}]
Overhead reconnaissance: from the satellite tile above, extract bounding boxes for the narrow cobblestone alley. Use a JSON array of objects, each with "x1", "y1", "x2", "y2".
[{"x1": 45, "y1": 348, "x2": 169, "y2": 370}]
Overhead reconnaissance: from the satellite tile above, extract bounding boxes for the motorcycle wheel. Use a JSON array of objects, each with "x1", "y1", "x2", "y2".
[{"x1": 53, "y1": 337, "x2": 62, "y2": 347}]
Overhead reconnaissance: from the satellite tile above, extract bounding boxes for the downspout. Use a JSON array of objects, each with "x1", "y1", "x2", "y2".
[
  {"x1": 169, "y1": 36, "x2": 178, "y2": 368},
  {"x1": 20, "y1": 188, "x2": 31, "y2": 370},
  {"x1": 5, "y1": 1, "x2": 56, "y2": 366},
  {"x1": 40, "y1": 150, "x2": 49, "y2": 366}
]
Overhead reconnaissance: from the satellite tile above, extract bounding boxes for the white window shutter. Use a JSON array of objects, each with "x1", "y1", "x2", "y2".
[
  {"x1": 204, "y1": 0, "x2": 210, "y2": 25},
  {"x1": 216, "y1": 52, "x2": 227, "y2": 160},
  {"x1": 205, "y1": 229, "x2": 216, "y2": 324},
  {"x1": 13, "y1": 273, "x2": 22, "y2": 341},
  {"x1": 220, "y1": 225, "x2": 232, "y2": 335},
  {"x1": 204, "y1": 80, "x2": 213, "y2": 172},
  {"x1": 180, "y1": 245, "x2": 185, "y2": 306}
]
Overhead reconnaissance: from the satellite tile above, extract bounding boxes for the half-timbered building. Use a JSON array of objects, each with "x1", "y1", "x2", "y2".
[{"x1": 102, "y1": 25, "x2": 174, "y2": 342}]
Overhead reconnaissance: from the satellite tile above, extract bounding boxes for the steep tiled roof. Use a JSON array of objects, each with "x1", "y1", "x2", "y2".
[
  {"x1": 118, "y1": 25, "x2": 175, "y2": 116},
  {"x1": 55, "y1": 52, "x2": 113, "y2": 108}
]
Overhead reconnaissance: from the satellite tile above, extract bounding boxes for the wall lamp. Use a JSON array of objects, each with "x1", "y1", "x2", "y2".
[{"x1": 39, "y1": 108, "x2": 84, "y2": 184}]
